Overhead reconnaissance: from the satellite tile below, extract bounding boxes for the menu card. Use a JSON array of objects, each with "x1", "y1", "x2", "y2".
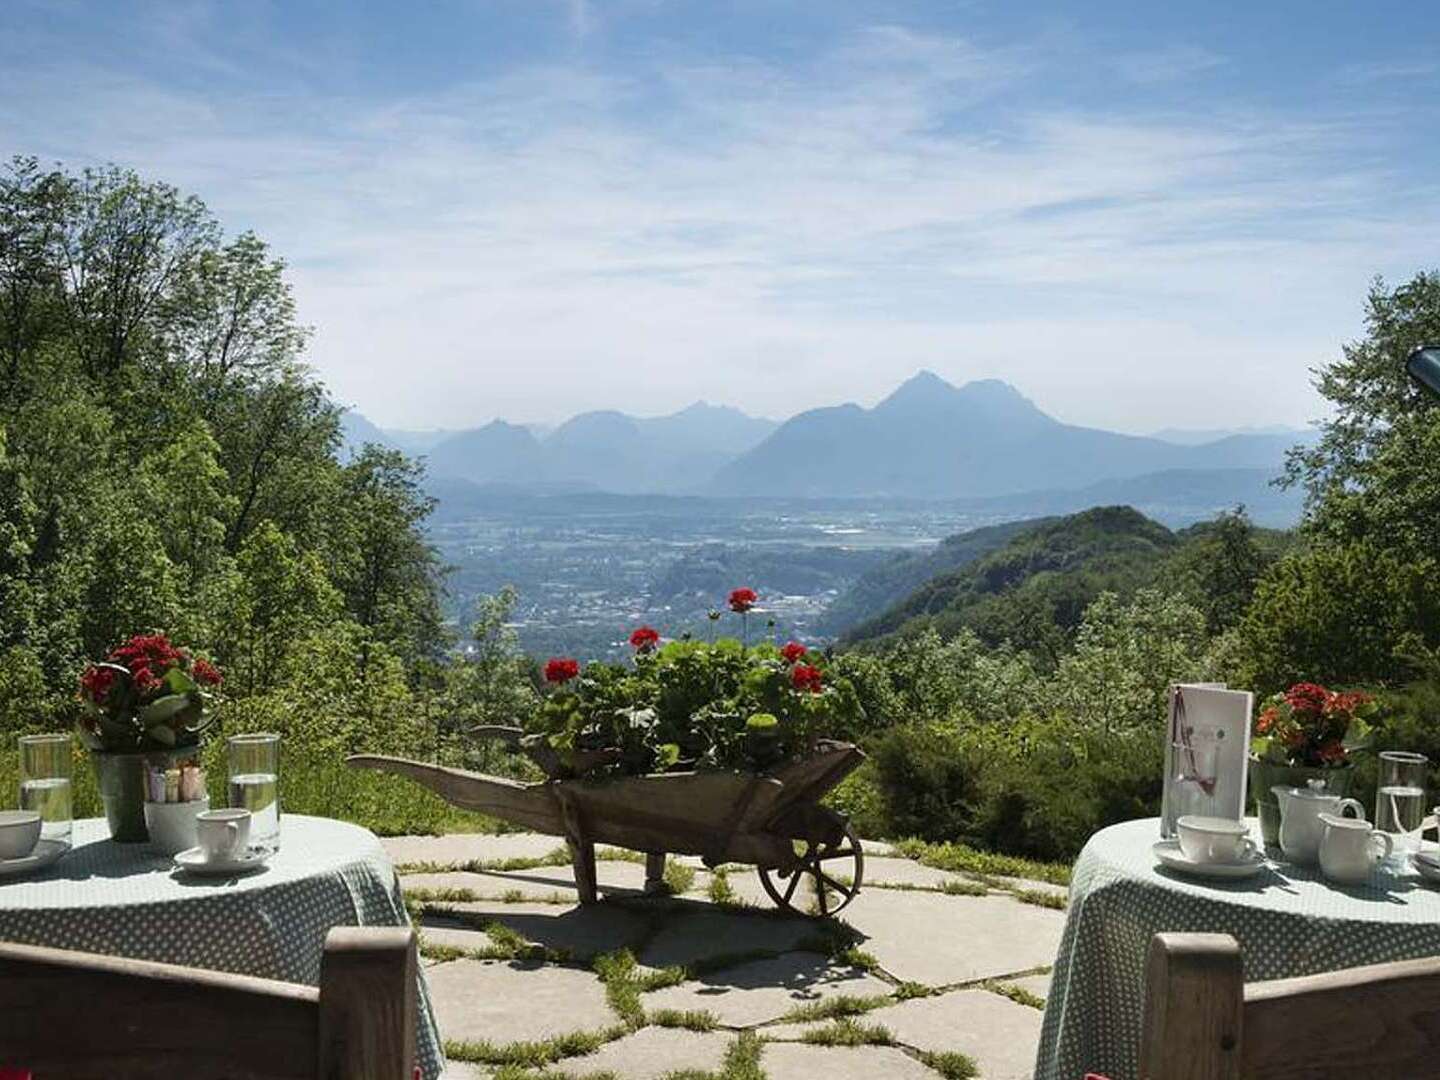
[{"x1": 1160, "y1": 683, "x2": 1254, "y2": 838}]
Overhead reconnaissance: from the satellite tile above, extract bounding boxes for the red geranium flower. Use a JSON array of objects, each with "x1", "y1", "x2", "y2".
[
  {"x1": 728, "y1": 587, "x2": 758, "y2": 613},
  {"x1": 1284, "y1": 682, "x2": 1329, "y2": 718},
  {"x1": 544, "y1": 657, "x2": 580, "y2": 684},
  {"x1": 131, "y1": 664, "x2": 161, "y2": 696},
  {"x1": 80, "y1": 665, "x2": 118, "y2": 703},
  {"x1": 1255, "y1": 706, "x2": 1278, "y2": 736},
  {"x1": 1317, "y1": 740, "x2": 1347, "y2": 766},
  {"x1": 629, "y1": 626, "x2": 660, "y2": 652},
  {"x1": 1324, "y1": 690, "x2": 1370, "y2": 717},
  {"x1": 790, "y1": 663, "x2": 823, "y2": 693},
  {"x1": 780, "y1": 641, "x2": 807, "y2": 664},
  {"x1": 192, "y1": 658, "x2": 223, "y2": 686},
  {"x1": 109, "y1": 633, "x2": 182, "y2": 671}
]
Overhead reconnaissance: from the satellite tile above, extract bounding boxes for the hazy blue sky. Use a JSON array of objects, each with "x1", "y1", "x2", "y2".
[{"x1": 4, "y1": 1, "x2": 1438, "y2": 430}]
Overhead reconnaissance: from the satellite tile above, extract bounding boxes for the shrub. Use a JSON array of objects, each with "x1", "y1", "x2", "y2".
[{"x1": 865, "y1": 719, "x2": 985, "y2": 843}]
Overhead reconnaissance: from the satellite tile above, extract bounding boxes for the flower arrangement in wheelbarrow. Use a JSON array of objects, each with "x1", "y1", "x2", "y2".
[
  {"x1": 347, "y1": 590, "x2": 871, "y2": 916},
  {"x1": 530, "y1": 589, "x2": 863, "y2": 779}
]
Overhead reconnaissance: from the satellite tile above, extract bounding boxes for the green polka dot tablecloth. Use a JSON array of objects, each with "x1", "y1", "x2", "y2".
[
  {"x1": 1035, "y1": 816, "x2": 1440, "y2": 1080},
  {"x1": 0, "y1": 815, "x2": 444, "y2": 1079}
]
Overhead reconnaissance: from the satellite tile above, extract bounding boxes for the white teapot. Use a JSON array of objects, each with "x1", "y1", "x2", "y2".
[
  {"x1": 1318, "y1": 814, "x2": 1393, "y2": 885},
  {"x1": 1274, "y1": 780, "x2": 1366, "y2": 865}
]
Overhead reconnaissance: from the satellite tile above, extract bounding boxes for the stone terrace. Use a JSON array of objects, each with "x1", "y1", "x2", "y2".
[{"x1": 383, "y1": 833, "x2": 1067, "y2": 1080}]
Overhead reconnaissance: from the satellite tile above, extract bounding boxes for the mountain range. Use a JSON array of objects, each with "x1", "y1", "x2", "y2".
[{"x1": 342, "y1": 371, "x2": 1310, "y2": 501}]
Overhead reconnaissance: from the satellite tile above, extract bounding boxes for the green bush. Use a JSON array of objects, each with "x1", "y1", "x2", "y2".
[
  {"x1": 864, "y1": 720, "x2": 985, "y2": 843},
  {"x1": 854, "y1": 714, "x2": 1164, "y2": 863}
]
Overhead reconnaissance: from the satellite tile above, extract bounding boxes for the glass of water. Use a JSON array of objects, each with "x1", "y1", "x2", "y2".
[
  {"x1": 1376, "y1": 750, "x2": 1428, "y2": 863},
  {"x1": 227, "y1": 733, "x2": 280, "y2": 853},
  {"x1": 19, "y1": 733, "x2": 73, "y2": 847}
]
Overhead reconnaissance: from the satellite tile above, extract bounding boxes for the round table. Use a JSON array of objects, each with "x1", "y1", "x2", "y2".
[
  {"x1": 1035, "y1": 817, "x2": 1440, "y2": 1080},
  {"x1": 0, "y1": 815, "x2": 444, "y2": 1079}
]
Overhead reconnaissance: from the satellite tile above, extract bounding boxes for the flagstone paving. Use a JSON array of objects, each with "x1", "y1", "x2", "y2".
[{"x1": 384, "y1": 832, "x2": 1068, "y2": 1079}]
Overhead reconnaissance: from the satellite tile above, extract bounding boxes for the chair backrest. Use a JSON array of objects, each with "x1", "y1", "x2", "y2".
[
  {"x1": 1139, "y1": 931, "x2": 1440, "y2": 1079},
  {"x1": 0, "y1": 926, "x2": 416, "y2": 1080}
]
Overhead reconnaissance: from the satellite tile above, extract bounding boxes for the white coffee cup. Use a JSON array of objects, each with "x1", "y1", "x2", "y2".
[
  {"x1": 145, "y1": 797, "x2": 210, "y2": 856},
  {"x1": 1177, "y1": 815, "x2": 1256, "y2": 864},
  {"x1": 196, "y1": 808, "x2": 251, "y2": 862}
]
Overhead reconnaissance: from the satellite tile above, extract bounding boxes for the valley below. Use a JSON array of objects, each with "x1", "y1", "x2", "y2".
[{"x1": 432, "y1": 481, "x2": 1301, "y2": 659}]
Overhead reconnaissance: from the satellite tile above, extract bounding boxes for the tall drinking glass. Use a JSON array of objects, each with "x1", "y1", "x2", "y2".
[
  {"x1": 228, "y1": 733, "x2": 280, "y2": 853},
  {"x1": 1375, "y1": 751, "x2": 1428, "y2": 863},
  {"x1": 19, "y1": 733, "x2": 73, "y2": 847}
]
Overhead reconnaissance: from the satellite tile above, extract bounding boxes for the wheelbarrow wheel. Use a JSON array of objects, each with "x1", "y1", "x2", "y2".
[{"x1": 758, "y1": 822, "x2": 864, "y2": 916}]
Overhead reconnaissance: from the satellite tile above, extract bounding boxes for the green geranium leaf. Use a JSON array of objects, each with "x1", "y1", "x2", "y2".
[
  {"x1": 145, "y1": 724, "x2": 177, "y2": 746},
  {"x1": 139, "y1": 693, "x2": 193, "y2": 724},
  {"x1": 164, "y1": 666, "x2": 198, "y2": 694},
  {"x1": 655, "y1": 743, "x2": 680, "y2": 768},
  {"x1": 1343, "y1": 715, "x2": 1373, "y2": 751}
]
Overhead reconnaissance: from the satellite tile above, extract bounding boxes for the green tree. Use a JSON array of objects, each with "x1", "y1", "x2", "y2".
[
  {"x1": 1170, "y1": 508, "x2": 1276, "y2": 634},
  {"x1": 1236, "y1": 540, "x2": 1440, "y2": 694},
  {"x1": 1284, "y1": 271, "x2": 1440, "y2": 553}
]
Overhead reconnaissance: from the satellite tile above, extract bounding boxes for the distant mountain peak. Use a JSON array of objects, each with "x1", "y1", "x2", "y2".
[{"x1": 873, "y1": 372, "x2": 1046, "y2": 428}]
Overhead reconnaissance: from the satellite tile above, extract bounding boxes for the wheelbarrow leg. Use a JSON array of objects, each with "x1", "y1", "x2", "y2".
[
  {"x1": 569, "y1": 838, "x2": 598, "y2": 905},
  {"x1": 645, "y1": 852, "x2": 667, "y2": 895},
  {"x1": 555, "y1": 788, "x2": 599, "y2": 904}
]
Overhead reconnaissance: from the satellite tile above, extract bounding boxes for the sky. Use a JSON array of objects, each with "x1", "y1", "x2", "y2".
[{"x1": 3, "y1": 1, "x2": 1439, "y2": 432}]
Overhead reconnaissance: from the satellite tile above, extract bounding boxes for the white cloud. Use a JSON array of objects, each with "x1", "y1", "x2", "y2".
[{"x1": 2, "y1": 19, "x2": 1434, "y2": 432}]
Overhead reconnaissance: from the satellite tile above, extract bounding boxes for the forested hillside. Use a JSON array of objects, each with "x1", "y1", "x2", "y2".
[
  {"x1": 816, "y1": 517, "x2": 1050, "y2": 638},
  {"x1": 841, "y1": 507, "x2": 1294, "y2": 661},
  {"x1": 0, "y1": 158, "x2": 513, "y2": 812}
]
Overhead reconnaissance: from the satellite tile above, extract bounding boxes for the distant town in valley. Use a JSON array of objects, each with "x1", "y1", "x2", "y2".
[{"x1": 342, "y1": 371, "x2": 1311, "y2": 657}]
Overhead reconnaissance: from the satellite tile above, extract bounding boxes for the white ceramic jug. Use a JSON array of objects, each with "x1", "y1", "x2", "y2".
[
  {"x1": 1275, "y1": 780, "x2": 1366, "y2": 865},
  {"x1": 1319, "y1": 813, "x2": 1393, "y2": 885}
]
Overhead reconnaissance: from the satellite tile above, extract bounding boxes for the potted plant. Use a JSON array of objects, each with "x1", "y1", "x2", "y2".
[
  {"x1": 78, "y1": 633, "x2": 223, "y2": 842},
  {"x1": 1249, "y1": 682, "x2": 1374, "y2": 846}
]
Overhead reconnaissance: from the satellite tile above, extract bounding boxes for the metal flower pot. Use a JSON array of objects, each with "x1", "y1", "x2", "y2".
[{"x1": 90, "y1": 747, "x2": 198, "y2": 842}]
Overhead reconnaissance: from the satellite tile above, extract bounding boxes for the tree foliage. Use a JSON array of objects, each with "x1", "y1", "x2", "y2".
[{"x1": 0, "y1": 157, "x2": 452, "y2": 756}]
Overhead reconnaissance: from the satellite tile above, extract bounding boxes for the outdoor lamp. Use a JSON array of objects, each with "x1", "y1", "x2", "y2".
[{"x1": 1406, "y1": 346, "x2": 1440, "y2": 401}]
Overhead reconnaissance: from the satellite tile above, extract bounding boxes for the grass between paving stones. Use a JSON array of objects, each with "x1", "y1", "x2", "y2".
[
  {"x1": 404, "y1": 884, "x2": 571, "y2": 905},
  {"x1": 1009, "y1": 886, "x2": 1067, "y2": 910},
  {"x1": 893, "y1": 839, "x2": 1071, "y2": 887},
  {"x1": 418, "y1": 910, "x2": 571, "y2": 963},
  {"x1": 648, "y1": 1008, "x2": 720, "y2": 1032},
  {"x1": 658, "y1": 1032, "x2": 765, "y2": 1080},
  {"x1": 918, "y1": 1050, "x2": 980, "y2": 1079},
  {"x1": 846, "y1": 877, "x2": 989, "y2": 899},
  {"x1": 444, "y1": 1023, "x2": 630, "y2": 1069},
  {"x1": 778, "y1": 992, "x2": 893, "y2": 1023},
  {"x1": 706, "y1": 866, "x2": 745, "y2": 907},
  {"x1": 395, "y1": 847, "x2": 573, "y2": 875},
  {"x1": 985, "y1": 980, "x2": 1047, "y2": 1010},
  {"x1": 800, "y1": 1017, "x2": 894, "y2": 1047},
  {"x1": 663, "y1": 861, "x2": 698, "y2": 895},
  {"x1": 593, "y1": 949, "x2": 719, "y2": 1031},
  {"x1": 493, "y1": 1068, "x2": 620, "y2": 1080}
]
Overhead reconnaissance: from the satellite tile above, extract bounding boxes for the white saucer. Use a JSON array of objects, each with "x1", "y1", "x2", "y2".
[
  {"x1": 173, "y1": 846, "x2": 271, "y2": 876},
  {"x1": 1153, "y1": 840, "x2": 1267, "y2": 880},
  {"x1": 0, "y1": 839, "x2": 68, "y2": 880}
]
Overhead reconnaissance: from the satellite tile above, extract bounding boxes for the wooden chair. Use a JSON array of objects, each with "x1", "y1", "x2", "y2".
[
  {"x1": 0, "y1": 926, "x2": 417, "y2": 1080},
  {"x1": 1140, "y1": 932, "x2": 1440, "y2": 1079}
]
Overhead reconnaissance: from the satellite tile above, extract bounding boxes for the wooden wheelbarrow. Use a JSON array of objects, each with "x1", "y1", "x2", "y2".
[{"x1": 349, "y1": 733, "x2": 866, "y2": 915}]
